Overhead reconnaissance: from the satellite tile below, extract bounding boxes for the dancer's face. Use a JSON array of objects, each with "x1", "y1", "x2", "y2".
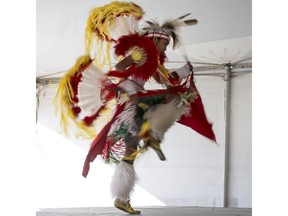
[{"x1": 153, "y1": 38, "x2": 169, "y2": 55}]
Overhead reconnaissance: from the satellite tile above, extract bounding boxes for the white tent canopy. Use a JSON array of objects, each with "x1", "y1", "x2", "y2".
[{"x1": 36, "y1": 0, "x2": 252, "y2": 78}]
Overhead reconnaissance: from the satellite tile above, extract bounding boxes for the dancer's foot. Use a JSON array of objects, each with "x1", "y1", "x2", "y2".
[
  {"x1": 146, "y1": 137, "x2": 166, "y2": 161},
  {"x1": 114, "y1": 198, "x2": 141, "y2": 214}
]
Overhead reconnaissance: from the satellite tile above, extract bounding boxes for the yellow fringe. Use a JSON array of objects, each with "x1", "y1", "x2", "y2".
[
  {"x1": 53, "y1": 54, "x2": 97, "y2": 139},
  {"x1": 157, "y1": 59, "x2": 170, "y2": 77}
]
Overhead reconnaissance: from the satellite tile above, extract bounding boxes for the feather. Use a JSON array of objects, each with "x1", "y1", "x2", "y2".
[
  {"x1": 177, "y1": 13, "x2": 191, "y2": 20},
  {"x1": 108, "y1": 16, "x2": 140, "y2": 41},
  {"x1": 77, "y1": 64, "x2": 106, "y2": 118},
  {"x1": 108, "y1": 34, "x2": 158, "y2": 81},
  {"x1": 170, "y1": 31, "x2": 180, "y2": 49},
  {"x1": 184, "y1": 19, "x2": 198, "y2": 26},
  {"x1": 145, "y1": 20, "x2": 160, "y2": 29},
  {"x1": 54, "y1": 55, "x2": 99, "y2": 138}
]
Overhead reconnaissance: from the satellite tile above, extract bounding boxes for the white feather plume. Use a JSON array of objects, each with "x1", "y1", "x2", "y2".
[
  {"x1": 77, "y1": 64, "x2": 105, "y2": 119},
  {"x1": 109, "y1": 16, "x2": 139, "y2": 41}
]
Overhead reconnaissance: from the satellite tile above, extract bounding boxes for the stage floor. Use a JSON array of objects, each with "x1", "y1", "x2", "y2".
[{"x1": 36, "y1": 206, "x2": 252, "y2": 216}]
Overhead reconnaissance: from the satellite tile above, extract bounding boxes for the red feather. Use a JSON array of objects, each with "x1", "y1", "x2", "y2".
[{"x1": 108, "y1": 34, "x2": 158, "y2": 81}]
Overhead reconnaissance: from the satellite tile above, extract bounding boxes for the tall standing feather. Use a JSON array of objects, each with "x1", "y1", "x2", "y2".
[{"x1": 177, "y1": 13, "x2": 191, "y2": 20}]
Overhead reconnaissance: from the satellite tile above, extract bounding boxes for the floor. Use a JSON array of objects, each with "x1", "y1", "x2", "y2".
[{"x1": 36, "y1": 206, "x2": 252, "y2": 216}]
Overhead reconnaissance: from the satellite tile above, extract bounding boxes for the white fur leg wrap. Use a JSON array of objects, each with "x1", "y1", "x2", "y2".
[
  {"x1": 110, "y1": 161, "x2": 138, "y2": 201},
  {"x1": 148, "y1": 97, "x2": 187, "y2": 140}
]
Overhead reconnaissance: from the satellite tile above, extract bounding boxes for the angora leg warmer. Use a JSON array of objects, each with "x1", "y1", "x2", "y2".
[
  {"x1": 110, "y1": 161, "x2": 138, "y2": 201},
  {"x1": 148, "y1": 97, "x2": 187, "y2": 140}
]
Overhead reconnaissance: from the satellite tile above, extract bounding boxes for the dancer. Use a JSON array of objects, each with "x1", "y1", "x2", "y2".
[
  {"x1": 82, "y1": 19, "x2": 215, "y2": 214},
  {"x1": 54, "y1": 2, "x2": 215, "y2": 215}
]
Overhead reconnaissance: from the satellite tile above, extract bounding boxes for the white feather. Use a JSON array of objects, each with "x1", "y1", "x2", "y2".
[
  {"x1": 77, "y1": 64, "x2": 105, "y2": 119},
  {"x1": 109, "y1": 16, "x2": 139, "y2": 40}
]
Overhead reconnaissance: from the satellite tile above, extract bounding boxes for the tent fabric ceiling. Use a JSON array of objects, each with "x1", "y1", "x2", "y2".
[{"x1": 36, "y1": 0, "x2": 252, "y2": 78}]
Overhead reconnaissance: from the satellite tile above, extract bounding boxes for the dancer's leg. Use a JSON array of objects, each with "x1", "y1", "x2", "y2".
[{"x1": 111, "y1": 136, "x2": 141, "y2": 214}]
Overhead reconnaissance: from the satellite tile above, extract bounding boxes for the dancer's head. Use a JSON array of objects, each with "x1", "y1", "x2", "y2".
[{"x1": 145, "y1": 29, "x2": 170, "y2": 55}]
